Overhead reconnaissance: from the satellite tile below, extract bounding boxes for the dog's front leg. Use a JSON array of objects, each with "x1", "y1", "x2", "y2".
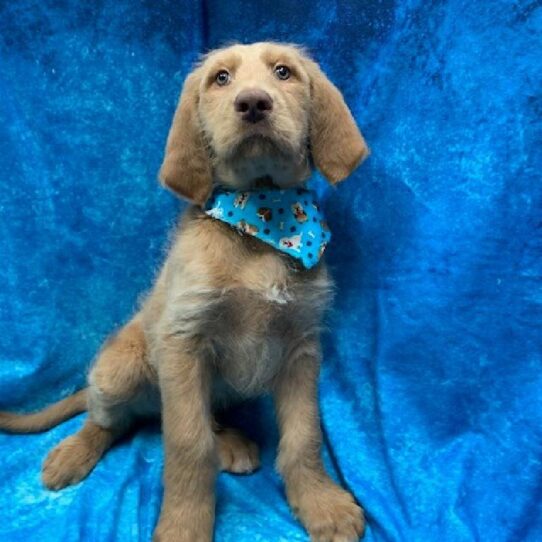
[
  {"x1": 273, "y1": 339, "x2": 365, "y2": 542},
  {"x1": 154, "y1": 337, "x2": 217, "y2": 542}
]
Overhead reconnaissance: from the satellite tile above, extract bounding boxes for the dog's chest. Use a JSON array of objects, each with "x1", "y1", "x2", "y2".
[{"x1": 208, "y1": 274, "x2": 330, "y2": 397}]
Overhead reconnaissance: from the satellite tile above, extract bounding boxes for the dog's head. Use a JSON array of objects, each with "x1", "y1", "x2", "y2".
[{"x1": 159, "y1": 42, "x2": 369, "y2": 205}]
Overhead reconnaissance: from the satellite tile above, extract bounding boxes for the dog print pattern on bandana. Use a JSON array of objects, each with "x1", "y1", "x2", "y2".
[{"x1": 204, "y1": 186, "x2": 331, "y2": 269}]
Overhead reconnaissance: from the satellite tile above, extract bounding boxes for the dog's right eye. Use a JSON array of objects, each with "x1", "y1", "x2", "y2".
[{"x1": 215, "y1": 70, "x2": 231, "y2": 86}]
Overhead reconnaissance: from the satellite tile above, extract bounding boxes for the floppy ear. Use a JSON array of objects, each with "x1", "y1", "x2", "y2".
[
  {"x1": 159, "y1": 70, "x2": 212, "y2": 205},
  {"x1": 304, "y1": 59, "x2": 369, "y2": 184}
]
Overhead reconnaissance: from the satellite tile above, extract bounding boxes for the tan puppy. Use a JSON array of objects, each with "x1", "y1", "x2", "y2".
[{"x1": 0, "y1": 42, "x2": 369, "y2": 542}]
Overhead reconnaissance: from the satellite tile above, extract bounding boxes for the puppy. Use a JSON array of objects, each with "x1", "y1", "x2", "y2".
[
  {"x1": 279, "y1": 233, "x2": 303, "y2": 252},
  {"x1": 237, "y1": 219, "x2": 259, "y2": 235},
  {"x1": 257, "y1": 207, "x2": 273, "y2": 222},
  {"x1": 234, "y1": 191, "x2": 250, "y2": 208},
  {"x1": 291, "y1": 201, "x2": 309, "y2": 222},
  {"x1": 0, "y1": 42, "x2": 369, "y2": 542}
]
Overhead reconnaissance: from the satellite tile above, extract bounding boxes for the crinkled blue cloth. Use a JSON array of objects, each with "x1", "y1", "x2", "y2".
[{"x1": 0, "y1": 1, "x2": 541, "y2": 541}]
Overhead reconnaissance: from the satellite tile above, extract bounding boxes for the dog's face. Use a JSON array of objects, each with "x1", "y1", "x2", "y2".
[
  {"x1": 159, "y1": 42, "x2": 369, "y2": 205},
  {"x1": 198, "y1": 43, "x2": 312, "y2": 188}
]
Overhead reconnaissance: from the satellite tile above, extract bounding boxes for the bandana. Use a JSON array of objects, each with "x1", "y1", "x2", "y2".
[{"x1": 203, "y1": 186, "x2": 331, "y2": 269}]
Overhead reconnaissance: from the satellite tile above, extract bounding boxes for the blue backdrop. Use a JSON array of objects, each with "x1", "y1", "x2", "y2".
[{"x1": 1, "y1": 1, "x2": 541, "y2": 541}]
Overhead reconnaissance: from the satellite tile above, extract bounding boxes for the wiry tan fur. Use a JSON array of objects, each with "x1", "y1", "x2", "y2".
[{"x1": 0, "y1": 42, "x2": 369, "y2": 542}]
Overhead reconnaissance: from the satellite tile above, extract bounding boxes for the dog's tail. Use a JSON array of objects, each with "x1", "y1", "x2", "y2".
[{"x1": 0, "y1": 389, "x2": 87, "y2": 434}]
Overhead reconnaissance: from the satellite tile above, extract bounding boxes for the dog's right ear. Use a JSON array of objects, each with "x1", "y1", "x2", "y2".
[{"x1": 159, "y1": 70, "x2": 212, "y2": 206}]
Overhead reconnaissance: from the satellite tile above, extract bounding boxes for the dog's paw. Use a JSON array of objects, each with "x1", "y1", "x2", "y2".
[
  {"x1": 294, "y1": 484, "x2": 365, "y2": 542},
  {"x1": 153, "y1": 509, "x2": 213, "y2": 542},
  {"x1": 154, "y1": 525, "x2": 210, "y2": 542},
  {"x1": 42, "y1": 435, "x2": 99, "y2": 490},
  {"x1": 216, "y1": 428, "x2": 260, "y2": 474}
]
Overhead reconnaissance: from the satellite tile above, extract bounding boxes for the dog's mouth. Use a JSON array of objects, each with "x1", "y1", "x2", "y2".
[
  {"x1": 230, "y1": 125, "x2": 299, "y2": 160},
  {"x1": 237, "y1": 132, "x2": 281, "y2": 153},
  {"x1": 211, "y1": 124, "x2": 309, "y2": 190}
]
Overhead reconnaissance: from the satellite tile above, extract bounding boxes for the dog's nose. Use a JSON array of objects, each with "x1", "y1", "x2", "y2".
[{"x1": 234, "y1": 89, "x2": 273, "y2": 123}]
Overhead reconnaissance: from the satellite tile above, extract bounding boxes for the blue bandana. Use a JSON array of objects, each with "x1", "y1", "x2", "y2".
[{"x1": 203, "y1": 186, "x2": 331, "y2": 269}]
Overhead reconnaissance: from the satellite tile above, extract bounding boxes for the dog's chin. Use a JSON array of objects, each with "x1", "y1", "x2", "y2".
[
  {"x1": 228, "y1": 131, "x2": 292, "y2": 161},
  {"x1": 213, "y1": 129, "x2": 309, "y2": 190}
]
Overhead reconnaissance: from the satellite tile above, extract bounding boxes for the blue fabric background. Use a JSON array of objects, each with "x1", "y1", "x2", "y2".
[{"x1": 1, "y1": 1, "x2": 541, "y2": 541}]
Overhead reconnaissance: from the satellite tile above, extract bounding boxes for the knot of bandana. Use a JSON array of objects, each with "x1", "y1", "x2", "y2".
[{"x1": 203, "y1": 186, "x2": 331, "y2": 269}]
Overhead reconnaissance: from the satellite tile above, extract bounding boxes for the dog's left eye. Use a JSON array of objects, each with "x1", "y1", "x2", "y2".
[
  {"x1": 274, "y1": 65, "x2": 291, "y2": 80},
  {"x1": 215, "y1": 70, "x2": 231, "y2": 86}
]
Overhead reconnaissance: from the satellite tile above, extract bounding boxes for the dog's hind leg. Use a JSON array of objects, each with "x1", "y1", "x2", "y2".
[
  {"x1": 42, "y1": 316, "x2": 157, "y2": 490},
  {"x1": 216, "y1": 427, "x2": 260, "y2": 474},
  {"x1": 42, "y1": 418, "x2": 120, "y2": 489}
]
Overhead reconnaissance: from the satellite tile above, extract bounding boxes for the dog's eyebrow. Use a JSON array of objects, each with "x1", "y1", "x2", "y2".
[
  {"x1": 260, "y1": 49, "x2": 302, "y2": 77},
  {"x1": 204, "y1": 53, "x2": 242, "y2": 82}
]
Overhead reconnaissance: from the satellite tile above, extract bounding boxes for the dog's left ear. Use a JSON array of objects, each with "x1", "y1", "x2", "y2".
[
  {"x1": 303, "y1": 58, "x2": 369, "y2": 184},
  {"x1": 159, "y1": 70, "x2": 212, "y2": 205}
]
